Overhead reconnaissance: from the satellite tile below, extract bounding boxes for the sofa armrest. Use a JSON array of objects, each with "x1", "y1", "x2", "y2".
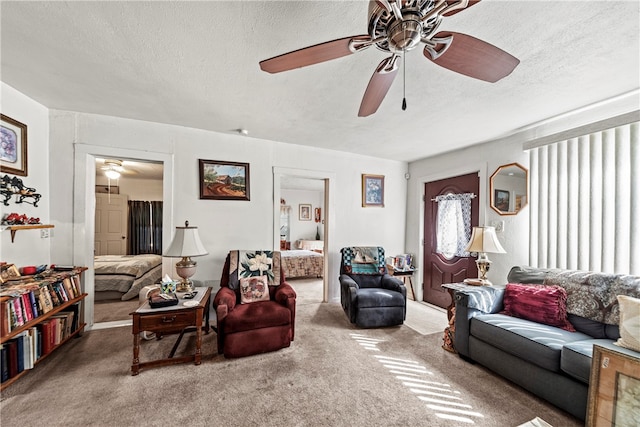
[
  {"x1": 274, "y1": 282, "x2": 297, "y2": 340},
  {"x1": 339, "y1": 274, "x2": 359, "y2": 323},
  {"x1": 453, "y1": 286, "x2": 504, "y2": 358},
  {"x1": 274, "y1": 282, "x2": 297, "y2": 305},
  {"x1": 381, "y1": 274, "x2": 407, "y2": 298},
  {"x1": 213, "y1": 287, "x2": 237, "y2": 321}
]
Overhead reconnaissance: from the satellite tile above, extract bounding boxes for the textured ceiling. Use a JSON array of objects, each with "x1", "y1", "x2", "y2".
[{"x1": 1, "y1": 1, "x2": 639, "y2": 162}]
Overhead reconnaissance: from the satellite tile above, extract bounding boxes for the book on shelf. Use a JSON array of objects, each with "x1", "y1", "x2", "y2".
[{"x1": 0, "y1": 343, "x2": 8, "y2": 382}]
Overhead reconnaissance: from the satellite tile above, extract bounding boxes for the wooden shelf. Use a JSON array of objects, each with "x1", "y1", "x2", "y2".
[
  {"x1": 0, "y1": 268, "x2": 86, "y2": 389},
  {"x1": 0, "y1": 322, "x2": 86, "y2": 391},
  {"x1": 1, "y1": 224, "x2": 54, "y2": 243}
]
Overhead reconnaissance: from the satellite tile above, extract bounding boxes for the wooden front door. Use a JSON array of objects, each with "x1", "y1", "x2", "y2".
[{"x1": 423, "y1": 172, "x2": 479, "y2": 308}]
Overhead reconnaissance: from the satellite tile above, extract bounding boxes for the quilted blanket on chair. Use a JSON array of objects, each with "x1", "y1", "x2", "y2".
[
  {"x1": 228, "y1": 250, "x2": 282, "y2": 289},
  {"x1": 341, "y1": 247, "x2": 385, "y2": 275}
]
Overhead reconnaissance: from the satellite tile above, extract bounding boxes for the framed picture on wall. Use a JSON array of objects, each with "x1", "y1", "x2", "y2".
[
  {"x1": 362, "y1": 174, "x2": 384, "y2": 207},
  {"x1": 494, "y1": 189, "x2": 510, "y2": 212},
  {"x1": 199, "y1": 159, "x2": 250, "y2": 200},
  {"x1": 0, "y1": 114, "x2": 28, "y2": 176},
  {"x1": 299, "y1": 204, "x2": 311, "y2": 221}
]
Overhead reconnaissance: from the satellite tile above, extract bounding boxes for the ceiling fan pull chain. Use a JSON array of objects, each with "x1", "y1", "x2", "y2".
[{"x1": 402, "y1": 50, "x2": 407, "y2": 111}]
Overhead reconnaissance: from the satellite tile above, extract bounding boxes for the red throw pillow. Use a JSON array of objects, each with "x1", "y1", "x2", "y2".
[{"x1": 502, "y1": 283, "x2": 576, "y2": 332}]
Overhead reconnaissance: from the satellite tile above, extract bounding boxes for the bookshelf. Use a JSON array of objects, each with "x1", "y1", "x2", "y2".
[{"x1": 0, "y1": 267, "x2": 87, "y2": 390}]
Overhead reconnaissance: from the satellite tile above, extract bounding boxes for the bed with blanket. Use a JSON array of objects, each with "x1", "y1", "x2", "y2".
[
  {"x1": 94, "y1": 254, "x2": 163, "y2": 300},
  {"x1": 281, "y1": 250, "x2": 323, "y2": 279}
]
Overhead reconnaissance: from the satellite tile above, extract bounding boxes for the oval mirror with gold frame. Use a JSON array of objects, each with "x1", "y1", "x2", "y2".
[{"x1": 490, "y1": 162, "x2": 528, "y2": 215}]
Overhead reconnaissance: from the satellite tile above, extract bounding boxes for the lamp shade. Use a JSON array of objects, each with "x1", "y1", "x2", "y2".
[
  {"x1": 464, "y1": 226, "x2": 506, "y2": 254},
  {"x1": 163, "y1": 221, "x2": 208, "y2": 257}
]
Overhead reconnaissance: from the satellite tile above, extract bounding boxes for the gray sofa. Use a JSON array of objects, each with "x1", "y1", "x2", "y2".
[{"x1": 452, "y1": 266, "x2": 640, "y2": 420}]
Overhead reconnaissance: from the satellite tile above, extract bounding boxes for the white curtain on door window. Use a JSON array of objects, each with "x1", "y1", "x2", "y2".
[{"x1": 436, "y1": 193, "x2": 473, "y2": 258}]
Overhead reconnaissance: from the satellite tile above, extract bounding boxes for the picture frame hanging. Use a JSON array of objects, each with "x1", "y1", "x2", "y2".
[
  {"x1": 362, "y1": 174, "x2": 384, "y2": 207},
  {"x1": 0, "y1": 114, "x2": 28, "y2": 176},
  {"x1": 299, "y1": 204, "x2": 311, "y2": 221},
  {"x1": 199, "y1": 159, "x2": 250, "y2": 201}
]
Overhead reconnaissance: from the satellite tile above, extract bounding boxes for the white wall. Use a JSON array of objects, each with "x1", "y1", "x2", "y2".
[
  {"x1": 0, "y1": 83, "x2": 50, "y2": 267},
  {"x1": 45, "y1": 110, "x2": 407, "y2": 304},
  {"x1": 406, "y1": 140, "x2": 531, "y2": 298},
  {"x1": 96, "y1": 176, "x2": 163, "y2": 201}
]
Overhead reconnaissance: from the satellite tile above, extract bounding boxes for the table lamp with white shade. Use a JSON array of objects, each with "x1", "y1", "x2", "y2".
[
  {"x1": 163, "y1": 221, "x2": 208, "y2": 293},
  {"x1": 464, "y1": 226, "x2": 506, "y2": 286}
]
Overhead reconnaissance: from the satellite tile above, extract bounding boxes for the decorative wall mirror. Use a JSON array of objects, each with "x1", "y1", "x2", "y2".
[{"x1": 490, "y1": 162, "x2": 528, "y2": 215}]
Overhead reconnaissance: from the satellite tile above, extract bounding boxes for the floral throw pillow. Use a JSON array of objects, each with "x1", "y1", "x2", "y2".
[{"x1": 239, "y1": 275, "x2": 270, "y2": 304}]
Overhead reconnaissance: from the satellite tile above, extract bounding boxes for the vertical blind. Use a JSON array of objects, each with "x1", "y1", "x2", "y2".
[{"x1": 528, "y1": 120, "x2": 639, "y2": 275}]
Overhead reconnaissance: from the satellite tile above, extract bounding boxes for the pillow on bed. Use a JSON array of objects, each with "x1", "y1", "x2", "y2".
[
  {"x1": 239, "y1": 276, "x2": 270, "y2": 304},
  {"x1": 502, "y1": 283, "x2": 575, "y2": 331}
]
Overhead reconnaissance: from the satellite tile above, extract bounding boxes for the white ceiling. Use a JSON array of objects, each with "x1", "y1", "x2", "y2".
[{"x1": 1, "y1": 1, "x2": 639, "y2": 163}]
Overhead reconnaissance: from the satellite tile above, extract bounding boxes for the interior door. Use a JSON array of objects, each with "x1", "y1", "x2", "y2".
[
  {"x1": 94, "y1": 193, "x2": 128, "y2": 255},
  {"x1": 423, "y1": 172, "x2": 479, "y2": 308}
]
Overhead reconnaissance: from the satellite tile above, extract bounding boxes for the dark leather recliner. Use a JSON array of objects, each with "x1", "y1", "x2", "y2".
[
  {"x1": 212, "y1": 250, "x2": 296, "y2": 358},
  {"x1": 339, "y1": 246, "x2": 406, "y2": 328}
]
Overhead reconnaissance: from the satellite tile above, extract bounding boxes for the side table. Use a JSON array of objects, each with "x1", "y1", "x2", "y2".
[
  {"x1": 388, "y1": 267, "x2": 416, "y2": 300},
  {"x1": 130, "y1": 286, "x2": 211, "y2": 375}
]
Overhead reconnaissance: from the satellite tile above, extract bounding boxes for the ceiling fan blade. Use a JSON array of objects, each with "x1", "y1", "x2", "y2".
[
  {"x1": 443, "y1": 0, "x2": 481, "y2": 17},
  {"x1": 358, "y1": 56, "x2": 400, "y2": 117},
  {"x1": 424, "y1": 31, "x2": 519, "y2": 83},
  {"x1": 259, "y1": 35, "x2": 371, "y2": 74}
]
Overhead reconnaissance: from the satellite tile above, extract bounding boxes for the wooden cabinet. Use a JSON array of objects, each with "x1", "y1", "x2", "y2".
[{"x1": 0, "y1": 268, "x2": 87, "y2": 390}]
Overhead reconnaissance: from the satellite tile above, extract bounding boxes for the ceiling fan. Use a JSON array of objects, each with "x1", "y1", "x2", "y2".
[
  {"x1": 100, "y1": 159, "x2": 126, "y2": 180},
  {"x1": 259, "y1": 0, "x2": 519, "y2": 117}
]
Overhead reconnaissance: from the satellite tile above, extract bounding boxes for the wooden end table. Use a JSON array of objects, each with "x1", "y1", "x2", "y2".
[{"x1": 130, "y1": 287, "x2": 211, "y2": 376}]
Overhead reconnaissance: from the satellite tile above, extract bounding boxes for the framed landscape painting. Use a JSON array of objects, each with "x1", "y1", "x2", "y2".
[
  {"x1": 199, "y1": 159, "x2": 250, "y2": 201},
  {"x1": 362, "y1": 174, "x2": 384, "y2": 207},
  {"x1": 0, "y1": 114, "x2": 28, "y2": 176}
]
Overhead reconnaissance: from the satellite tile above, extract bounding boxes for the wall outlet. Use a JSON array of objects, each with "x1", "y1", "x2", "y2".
[
  {"x1": 490, "y1": 220, "x2": 505, "y2": 233},
  {"x1": 40, "y1": 228, "x2": 50, "y2": 238}
]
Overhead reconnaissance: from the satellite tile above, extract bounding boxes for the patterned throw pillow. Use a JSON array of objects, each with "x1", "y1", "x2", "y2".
[
  {"x1": 239, "y1": 275, "x2": 270, "y2": 304},
  {"x1": 615, "y1": 295, "x2": 640, "y2": 352},
  {"x1": 502, "y1": 283, "x2": 576, "y2": 332}
]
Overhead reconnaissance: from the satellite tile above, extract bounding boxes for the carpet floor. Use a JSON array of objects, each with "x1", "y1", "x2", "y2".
[{"x1": 1, "y1": 280, "x2": 581, "y2": 426}]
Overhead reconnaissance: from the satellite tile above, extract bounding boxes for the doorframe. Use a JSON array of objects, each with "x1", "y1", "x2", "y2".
[
  {"x1": 273, "y1": 167, "x2": 335, "y2": 303},
  {"x1": 73, "y1": 143, "x2": 174, "y2": 331},
  {"x1": 412, "y1": 163, "x2": 488, "y2": 302}
]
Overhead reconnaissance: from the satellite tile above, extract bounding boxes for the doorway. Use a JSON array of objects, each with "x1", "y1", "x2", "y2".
[
  {"x1": 422, "y1": 172, "x2": 479, "y2": 308},
  {"x1": 72, "y1": 145, "x2": 174, "y2": 331},
  {"x1": 273, "y1": 167, "x2": 335, "y2": 303}
]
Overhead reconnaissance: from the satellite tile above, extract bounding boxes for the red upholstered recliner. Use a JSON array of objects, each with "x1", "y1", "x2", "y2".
[{"x1": 213, "y1": 250, "x2": 296, "y2": 358}]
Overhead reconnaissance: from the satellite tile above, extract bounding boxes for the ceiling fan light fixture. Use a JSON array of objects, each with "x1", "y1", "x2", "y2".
[{"x1": 105, "y1": 169, "x2": 121, "y2": 180}]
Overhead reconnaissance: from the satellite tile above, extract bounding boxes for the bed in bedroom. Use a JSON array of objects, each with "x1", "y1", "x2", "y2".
[
  {"x1": 281, "y1": 250, "x2": 324, "y2": 279},
  {"x1": 94, "y1": 254, "x2": 163, "y2": 301}
]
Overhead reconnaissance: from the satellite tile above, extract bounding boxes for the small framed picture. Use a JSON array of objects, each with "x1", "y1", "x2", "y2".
[
  {"x1": 494, "y1": 189, "x2": 510, "y2": 212},
  {"x1": 299, "y1": 204, "x2": 311, "y2": 221},
  {"x1": 199, "y1": 159, "x2": 250, "y2": 201},
  {"x1": 0, "y1": 264, "x2": 21, "y2": 283},
  {"x1": 1, "y1": 114, "x2": 28, "y2": 176},
  {"x1": 362, "y1": 174, "x2": 384, "y2": 207}
]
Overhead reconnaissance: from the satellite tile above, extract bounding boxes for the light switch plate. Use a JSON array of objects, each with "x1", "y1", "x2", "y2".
[{"x1": 490, "y1": 220, "x2": 505, "y2": 233}]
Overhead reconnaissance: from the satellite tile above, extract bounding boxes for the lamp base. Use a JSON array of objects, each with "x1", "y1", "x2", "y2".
[{"x1": 175, "y1": 257, "x2": 197, "y2": 293}]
